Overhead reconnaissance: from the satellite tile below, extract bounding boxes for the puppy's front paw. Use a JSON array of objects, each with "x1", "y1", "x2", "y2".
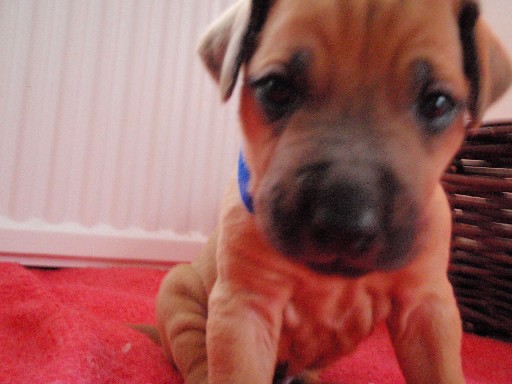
[
  {"x1": 279, "y1": 378, "x2": 312, "y2": 384},
  {"x1": 278, "y1": 371, "x2": 322, "y2": 384}
]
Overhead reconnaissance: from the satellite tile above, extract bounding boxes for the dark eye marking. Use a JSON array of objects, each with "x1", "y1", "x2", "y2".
[
  {"x1": 249, "y1": 50, "x2": 311, "y2": 122},
  {"x1": 411, "y1": 60, "x2": 463, "y2": 135},
  {"x1": 251, "y1": 74, "x2": 301, "y2": 121},
  {"x1": 417, "y1": 90, "x2": 460, "y2": 134}
]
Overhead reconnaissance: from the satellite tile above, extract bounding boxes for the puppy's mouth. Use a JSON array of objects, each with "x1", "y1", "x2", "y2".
[
  {"x1": 298, "y1": 243, "x2": 386, "y2": 277},
  {"x1": 255, "y1": 161, "x2": 419, "y2": 277}
]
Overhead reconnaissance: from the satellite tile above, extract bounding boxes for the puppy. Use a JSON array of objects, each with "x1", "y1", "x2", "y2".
[{"x1": 156, "y1": 1, "x2": 512, "y2": 383}]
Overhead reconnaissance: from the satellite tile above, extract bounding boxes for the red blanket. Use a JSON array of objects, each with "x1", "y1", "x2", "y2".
[{"x1": 0, "y1": 262, "x2": 510, "y2": 383}]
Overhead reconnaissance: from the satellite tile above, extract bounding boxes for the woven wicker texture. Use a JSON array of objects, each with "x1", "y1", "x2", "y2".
[{"x1": 443, "y1": 121, "x2": 512, "y2": 341}]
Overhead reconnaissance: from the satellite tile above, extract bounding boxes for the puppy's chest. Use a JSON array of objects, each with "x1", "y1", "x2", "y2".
[{"x1": 278, "y1": 281, "x2": 391, "y2": 371}]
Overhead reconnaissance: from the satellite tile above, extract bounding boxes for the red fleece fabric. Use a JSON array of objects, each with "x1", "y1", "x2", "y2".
[{"x1": 0, "y1": 262, "x2": 510, "y2": 383}]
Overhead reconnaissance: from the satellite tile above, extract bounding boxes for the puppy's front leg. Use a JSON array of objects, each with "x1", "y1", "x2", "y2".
[
  {"x1": 388, "y1": 287, "x2": 465, "y2": 384},
  {"x1": 207, "y1": 281, "x2": 284, "y2": 384},
  {"x1": 388, "y1": 187, "x2": 465, "y2": 383},
  {"x1": 157, "y1": 264, "x2": 209, "y2": 384}
]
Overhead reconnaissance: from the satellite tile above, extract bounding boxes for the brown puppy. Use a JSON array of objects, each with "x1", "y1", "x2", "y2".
[{"x1": 156, "y1": 1, "x2": 512, "y2": 383}]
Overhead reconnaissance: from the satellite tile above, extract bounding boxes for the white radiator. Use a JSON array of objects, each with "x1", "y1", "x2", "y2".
[{"x1": 0, "y1": 0, "x2": 239, "y2": 267}]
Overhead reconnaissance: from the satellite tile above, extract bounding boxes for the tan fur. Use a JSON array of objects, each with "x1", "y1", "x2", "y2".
[{"x1": 156, "y1": 1, "x2": 512, "y2": 383}]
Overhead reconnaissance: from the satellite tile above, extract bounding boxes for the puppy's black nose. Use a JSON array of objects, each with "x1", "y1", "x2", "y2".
[{"x1": 309, "y1": 183, "x2": 381, "y2": 255}]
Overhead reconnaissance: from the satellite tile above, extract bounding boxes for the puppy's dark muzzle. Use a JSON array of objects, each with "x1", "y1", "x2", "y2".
[
  {"x1": 258, "y1": 162, "x2": 417, "y2": 276},
  {"x1": 310, "y1": 182, "x2": 381, "y2": 255}
]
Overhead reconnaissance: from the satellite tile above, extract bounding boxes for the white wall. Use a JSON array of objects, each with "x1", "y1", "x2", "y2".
[
  {"x1": 0, "y1": 0, "x2": 510, "y2": 267},
  {"x1": 481, "y1": 0, "x2": 512, "y2": 121}
]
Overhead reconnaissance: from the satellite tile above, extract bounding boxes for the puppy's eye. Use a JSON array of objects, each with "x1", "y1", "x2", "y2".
[
  {"x1": 417, "y1": 92, "x2": 459, "y2": 134},
  {"x1": 252, "y1": 75, "x2": 300, "y2": 121}
]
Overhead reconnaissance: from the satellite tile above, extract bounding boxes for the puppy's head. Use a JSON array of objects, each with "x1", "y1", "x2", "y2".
[{"x1": 199, "y1": 0, "x2": 512, "y2": 276}]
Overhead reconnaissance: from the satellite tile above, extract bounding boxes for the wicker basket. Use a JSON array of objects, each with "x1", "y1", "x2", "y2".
[{"x1": 443, "y1": 120, "x2": 512, "y2": 341}]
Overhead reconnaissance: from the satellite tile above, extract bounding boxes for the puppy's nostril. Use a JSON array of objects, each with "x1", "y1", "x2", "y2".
[{"x1": 349, "y1": 210, "x2": 380, "y2": 253}]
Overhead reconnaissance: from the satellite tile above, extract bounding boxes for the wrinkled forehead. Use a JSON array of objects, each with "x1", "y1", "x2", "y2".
[{"x1": 250, "y1": 0, "x2": 467, "y2": 98}]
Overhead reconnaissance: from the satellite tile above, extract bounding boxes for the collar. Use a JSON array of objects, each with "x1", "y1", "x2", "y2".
[{"x1": 238, "y1": 151, "x2": 254, "y2": 213}]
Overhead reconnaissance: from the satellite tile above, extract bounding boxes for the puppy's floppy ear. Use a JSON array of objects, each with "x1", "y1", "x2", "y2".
[
  {"x1": 198, "y1": 0, "x2": 273, "y2": 101},
  {"x1": 458, "y1": 0, "x2": 512, "y2": 127}
]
